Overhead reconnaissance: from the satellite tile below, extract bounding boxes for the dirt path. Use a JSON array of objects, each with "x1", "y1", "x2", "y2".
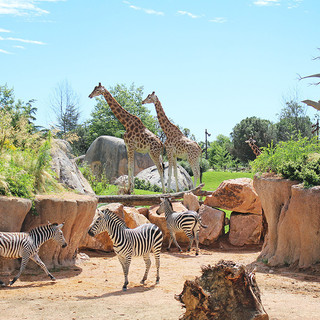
[{"x1": 1, "y1": 247, "x2": 320, "y2": 320}]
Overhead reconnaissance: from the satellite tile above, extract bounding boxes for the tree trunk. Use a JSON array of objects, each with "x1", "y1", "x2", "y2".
[
  {"x1": 97, "y1": 184, "x2": 211, "y2": 206},
  {"x1": 175, "y1": 260, "x2": 269, "y2": 320}
]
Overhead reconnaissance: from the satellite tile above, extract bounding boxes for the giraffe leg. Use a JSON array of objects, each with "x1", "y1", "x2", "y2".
[
  {"x1": 172, "y1": 157, "x2": 179, "y2": 192},
  {"x1": 126, "y1": 146, "x2": 135, "y2": 193},
  {"x1": 189, "y1": 157, "x2": 200, "y2": 188},
  {"x1": 149, "y1": 151, "x2": 166, "y2": 193},
  {"x1": 167, "y1": 153, "x2": 174, "y2": 192}
]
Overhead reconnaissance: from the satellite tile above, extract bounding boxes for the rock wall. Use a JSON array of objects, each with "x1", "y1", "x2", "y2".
[{"x1": 254, "y1": 175, "x2": 320, "y2": 268}]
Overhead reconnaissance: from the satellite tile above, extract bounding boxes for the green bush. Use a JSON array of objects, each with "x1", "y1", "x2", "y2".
[
  {"x1": 134, "y1": 177, "x2": 162, "y2": 193},
  {"x1": 251, "y1": 136, "x2": 320, "y2": 187}
]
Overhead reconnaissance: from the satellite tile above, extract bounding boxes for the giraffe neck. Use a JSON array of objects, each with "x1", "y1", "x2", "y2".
[
  {"x1": 250, "y1": 143, "x2": 261, "y2": 156},
  {"x1": 101, "y1": 89, "x2": 143, "y2": 129},
  {"x1": 154, "y1": 98, "x2": 182, "y2": 136}
]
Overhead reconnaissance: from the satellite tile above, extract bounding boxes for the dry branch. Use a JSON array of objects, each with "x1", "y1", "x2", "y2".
[{"x1": 97, "y1": 183, "x2": 211, "y2": 206}]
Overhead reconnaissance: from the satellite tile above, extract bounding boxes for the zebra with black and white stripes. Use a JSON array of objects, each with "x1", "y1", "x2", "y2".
[
  {"x1": 88, "y1": 209, "x2": 163, "y2": 291},
  {"x1": 156, "y1": 197, "x2": 207, "y2": 255},
  {"x1": 0, "y1": 223, "x2": 67, "y2": 286}
]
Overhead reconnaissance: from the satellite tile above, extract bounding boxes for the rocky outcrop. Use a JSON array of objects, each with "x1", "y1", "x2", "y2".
[
  {"x1": 198, "y1": 205, "x2": 225, "y2": 245},
  {"x1": 136, "y1": 162, "x2": 193, "y2": 191},
  {"x1": 51, "y1": 139, "x2": 94, "y2": 195},
  {"x1": 254, "y1": 175, "x2": 320, "y2": 268},
  {"x1": 22, "y1": 193, "x2": 97, "y2": 269},
  {"x1": 204, "y1": 178, "x2": 262, "y2": 214},
  {"x1": 84, "y1": 136, "x2": 154, "y2": 183},
  {"x1": 183, "y1": 192, "x2": 200, "y2": 212},
  {"x1": 229, "y1": 213, "x2": 263, "y2": 246}
]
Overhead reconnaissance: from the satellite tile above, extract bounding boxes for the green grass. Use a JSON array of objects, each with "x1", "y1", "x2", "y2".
[{"x1": 201, "y1": 170, "x2": 254, "y2": 191}]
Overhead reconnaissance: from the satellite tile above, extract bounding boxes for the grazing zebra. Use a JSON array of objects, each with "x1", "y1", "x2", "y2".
[
  {"x1": 0, "y1": 223, "x2": 67, "y2": 286},
  {"x1": 156, "y1": 197, "x2": 207, "y2": 255},
  {"x1": 88, "y1": 209, "x2": 163, "y2": 291}
]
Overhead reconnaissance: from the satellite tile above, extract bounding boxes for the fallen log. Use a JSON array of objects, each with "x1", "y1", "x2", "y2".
[
  {"x1": 97, "y1": 183, "x2": 211, "y2": 206},
  {"x1": 175, "y1": 260, "x2": 269, "y2": 320}
]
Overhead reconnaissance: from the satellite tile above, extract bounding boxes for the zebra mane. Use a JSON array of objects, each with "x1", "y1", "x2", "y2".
[
  {"x1": 28, "y1": 223, "x2": 56, "y2": 235},
  {"x1": 101, "y1": 209, "x2": 127, "y2": 228}
]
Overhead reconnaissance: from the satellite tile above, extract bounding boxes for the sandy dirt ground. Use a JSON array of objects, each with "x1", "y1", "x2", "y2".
[{"x1": 1, "y1": 245, "x2": 320, "y2": 320}]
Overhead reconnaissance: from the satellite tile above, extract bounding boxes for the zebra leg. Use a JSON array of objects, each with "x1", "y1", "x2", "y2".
[
  {"x1": 0, "y1": 279, "x2": 5, "y2": 287},
  {"x1": 195, "y1": 230, "x2": 200, "y2": 256},
  {"x1": 167, "y1": 236, "x2": 173, "y2": 251},
  {"x1": 31, "y1": 253, "x2": 55, "y2": 281},
  {"x1": 10, "y1": 255, "x2": 30, "y2": 286},
  {"x1": 118, "y1": 255, "x2": 131, "y2": 291},
  {"x1": 184, "y1": 230, "x2": 194, "y2": 252},
  {"x1": 170, "y1": 232, "x2": 182, "y2": 252},
  {"x1": 154, "y1": 251, "x2": 161, "y2": 284},
  {"x1": 141, "y1": 254, "x2": 151, "y2": 284}
]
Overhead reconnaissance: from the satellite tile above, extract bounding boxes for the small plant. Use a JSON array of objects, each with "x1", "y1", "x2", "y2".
[{"x1": 134, "y1": 177, "x2": 162, "y2": 193}]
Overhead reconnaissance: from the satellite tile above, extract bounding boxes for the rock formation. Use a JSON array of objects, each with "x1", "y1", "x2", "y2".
[
  {"x1": 84, "y1": 136, "x2": 154, "y2": 183},
  {"x1": 204, "y1": 178, "x2": 262, "y2": 214},
  {"x1": 254, "y1": 174, "x2": 320, "y2": 268},
  {"x1": 136, "y1": 162, "x2": 193, "y2": 191},
  {"x1": 51, "y1": 139, "x2": 94, "y2": 195},
  {"x1": 175, "y1": 260, "x2": 268, "y2": 320}
]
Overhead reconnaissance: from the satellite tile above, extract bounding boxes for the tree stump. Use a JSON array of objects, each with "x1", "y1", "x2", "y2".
[{"x1": 175, "y1": 260, "x2": 268, "y2": 320}]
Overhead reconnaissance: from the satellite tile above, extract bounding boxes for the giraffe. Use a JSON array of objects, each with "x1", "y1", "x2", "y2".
[
  {"x1": 142, "y1": 91, "x2": 202, "y2": 192},
  {"x1": 89, "y1": 83, "x2": 165, "y2": 193},
  {"x1": 245, "y1": 137, "x2": 262, "y2": 157}
]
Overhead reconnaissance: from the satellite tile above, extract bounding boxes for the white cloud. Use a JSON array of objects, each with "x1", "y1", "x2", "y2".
[
  {"x1": 177, "y1": 10, "x2": 201, "y2": 19},
  {"x1": 0, "y1": 0, "x2": 65, "y2": 16},
  {"x1": 0, "y1": 36, "x2": 45, "y2": 45},
  {"x1": 209, "y1": 17, "x2": 227, "y2": 23},
  {"x1": 0, "y1": 48, "x2": 12, "y2": 54},
  {"x1": 253, "y1": 0, "x2": 280, "y2": 6},
  {"x1": 126, "y1": 3, "x2": 164, "y2": 16},
  {"x1": 13, "y1": 45, "x2": 25, "y2": 49},
  {"x1": 0, "y1": 27, "x2": 10, "y2": 32}
]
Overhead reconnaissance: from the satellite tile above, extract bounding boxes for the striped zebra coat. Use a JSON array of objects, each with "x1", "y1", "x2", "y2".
[
  {"x1": 156, "y1": 197, "x2": 207, "y2": 255},
  {"x1": 0, "y1": 223, "x2": 67, "y2": 286},
  {"x1": 88, "y1": 209, "x2": 163, "y2": 291}
]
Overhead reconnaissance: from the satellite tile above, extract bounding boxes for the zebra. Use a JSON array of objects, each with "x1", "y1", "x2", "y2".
[
  {"x1": 88, "y1": 208, "x2": 163, "y2": 291},
  {"x1": 156, "y1": 197, "x2": 207, "y2": 255},
  {"x1": 0, "y1": 222, "x2": 67, "y2": 286}
]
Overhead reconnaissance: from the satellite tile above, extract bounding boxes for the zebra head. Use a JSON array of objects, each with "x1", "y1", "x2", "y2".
[
  {"x1": 156, "y1": 197, "x2": 173, "y2": 215},
  {"x1": 52, "y1": 223, "x2": 67, "y2": 248},
  {"x1": 88, "y1": 210, "x2": 108, "y2": 237}
]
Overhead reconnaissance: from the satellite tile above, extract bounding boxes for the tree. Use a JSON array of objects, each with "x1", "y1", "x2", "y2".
[
  {"x1": 50, "y1": 80, "x2": 81, "y2": 139},
  {"x1": 86, "y1": 83, "x2": 159, "y2": 145},
  {"x1": 208, "y1": 134, "x2": 237, "y2": 169},
  {"x1": 230, "y1": 117, "x2": 275, "y2": 163},
  {"x1": 275, "y1": 100, "x2": 312, "y2": 141}
]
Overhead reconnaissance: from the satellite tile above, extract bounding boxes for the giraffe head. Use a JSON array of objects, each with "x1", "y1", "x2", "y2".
[
  {"x1": 89, "y1": 82, "x2": 105, "y2": 99},
  {"x1": 142, "y1": 91, "x2": 157, "y2": 105},
  {"x1": 245, "y1": 137, "x2": 256, "y2": 145}
]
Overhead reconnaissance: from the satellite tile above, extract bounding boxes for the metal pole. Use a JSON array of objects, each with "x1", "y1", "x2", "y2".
[{"x1": 205, "y1": 129, "x2": 211, "y2": 159}]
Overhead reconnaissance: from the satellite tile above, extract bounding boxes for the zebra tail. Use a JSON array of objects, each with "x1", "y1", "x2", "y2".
[{"x1": 197, "y1": 216, "x2": 208, "y2": 229}]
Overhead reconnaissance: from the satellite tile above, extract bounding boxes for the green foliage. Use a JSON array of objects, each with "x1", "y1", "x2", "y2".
[
  {"x1": 251, "y1": 136, "x2": 320, "y2": 187},
  {"x1": 134, "y1": 177, "x2": 162, "y2": 193}
]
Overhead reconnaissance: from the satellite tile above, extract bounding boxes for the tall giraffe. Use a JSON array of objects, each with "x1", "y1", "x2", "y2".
[
  {"x1": 89, "y1": 83, "x2": 165, "y2": 193},
  {"x1": 245, "y1": 137, "x2": 262, "y2": 157},
  {"x1": 142, "y1": 92, "x2": 202, "y2": 191}
]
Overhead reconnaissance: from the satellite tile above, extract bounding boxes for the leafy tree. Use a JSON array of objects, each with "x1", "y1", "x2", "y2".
[
  {"x1": 208, "y1": 134, "x2": 237, "y2": 169},
  {"x1": 230, "y1": 117, "x2": 275, "y2": 163},
  {"x1": 275, "y1": 100, "x2": 312, "y2": 141},
  {"x1": 50, "y1": 80, "x2": 81, "y2": 139}
]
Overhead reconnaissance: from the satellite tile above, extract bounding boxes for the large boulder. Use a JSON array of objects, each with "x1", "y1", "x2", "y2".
[
  {"x1": 136, "y1": 162, "x2": 193, "y2": 191},
  {"x1": 254, "y1": 174, "x2": 320, "y2": 268},
  {"x1": 198, "y1": 205, "x2": 225, "y2": 245},
  {"x1": 84, "y1": 136, "x2": 154, "y2": 183},
  {"x1": 183, "y1": 192, "x2": 200, "y2": 212},
  {"x1": 51, "y1": 139, "x2": 94, "y2": 195},
  {"x1": 229, "y1": 213, "x2": 263, "y2": 246},
  {"x1": 204, "y1": 178, "x2": 262, "y2": 214},
  {"x1": 21, "y1": 193, "x2": 97, "y2": 269}
]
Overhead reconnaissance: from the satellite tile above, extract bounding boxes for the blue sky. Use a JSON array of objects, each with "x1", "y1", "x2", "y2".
[{"x1": 1, "y1": 0, "x2": 320, "y2": 142}]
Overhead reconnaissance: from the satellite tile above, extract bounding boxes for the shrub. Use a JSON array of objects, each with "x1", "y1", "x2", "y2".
[{"x1": 251, "y1": 136, "x2": 320, "y2": 187}]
